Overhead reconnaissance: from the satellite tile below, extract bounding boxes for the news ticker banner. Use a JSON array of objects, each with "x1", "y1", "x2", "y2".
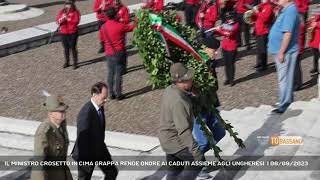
[{"x1": 0, "y1": 156, "x2": 319, "y2": 171}]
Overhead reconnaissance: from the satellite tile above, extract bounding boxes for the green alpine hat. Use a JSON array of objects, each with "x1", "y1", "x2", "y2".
[
  {"x1": 43, "y1": 96, "x2": 68, "y2": 112},
  {"x1": 170, "y1": 63, "x2": 194, "y2": 81}
]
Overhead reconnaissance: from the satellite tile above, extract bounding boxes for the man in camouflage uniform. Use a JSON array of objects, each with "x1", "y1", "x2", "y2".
[{"x1": 31, "y1": 95, "x2": 72, "y2": 180}]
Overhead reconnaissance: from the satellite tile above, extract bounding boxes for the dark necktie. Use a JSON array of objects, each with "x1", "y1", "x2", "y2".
[
  {"x1": 98, "y1": 108, "x2": 105, "y2": 126},
  {"x1": 58, "y1": 126, "x2": 66, "y2": 141}
]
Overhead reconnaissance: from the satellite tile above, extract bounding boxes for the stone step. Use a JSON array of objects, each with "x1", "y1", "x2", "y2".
[
  {"x1": 0, "y1": 168, "x2": 158, "y2": 180},
  {"x1": 0, "y1": 7, "x2": 44, "y2": 22},
  {"x1": 0, "y1": 145, "x2": 105, "y2": 179},
  {"x1": 0, "y1": 99, "x2": 317, "y2": 155},
  {"x1": 289, "y1": 100, "x2": 319, "y2": 112},
  {"x1": 0, "y1": 99, "x2": 319, "y2": 180},
  {"x1": 217, "y1": 105, "x2": 275, "y2": 156},
  {"x1": 0, "y1": 131, "x2": 75, "y2": 154},
  {"x1": 0, "y1": 2, "x2": 9, "y2": 6},
  {"x1": 0, "y1": 140, "x2": 155, "y2": 180},
  {"x1": 0, "y1": 117, "x2": 160, "y2": 152},
  {"x1": 207, "y1": 99, "x2": 319, "y2": 156},
  {"x1": 0, "y1": 4, "x2": 29, "y2": 14},
  {"x1": 237, "y1": 170, "x2": 314, "y2": 180},
  {"x1": 0, "y1": 131, "x2": 142, "y2": 157},
  {"x1": 208, "y1": 100, "x2": 320, "y2": 180}
]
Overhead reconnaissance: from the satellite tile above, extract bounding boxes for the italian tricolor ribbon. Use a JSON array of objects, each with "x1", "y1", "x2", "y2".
[{"x1": 149, "y1": 13, "x2": 208, "y2": 61}]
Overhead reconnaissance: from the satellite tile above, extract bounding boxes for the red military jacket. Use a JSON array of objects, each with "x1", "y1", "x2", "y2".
[
  {"x1": 236, "y1": 0, "x2": 255, "y2": 14},
  {"x1": 216, "y1": 21, "x2": 240, "y2": 51},
  {"x1": 252, "y1": 2, "x2": 274, "y2": 36},
  {"x1": 195, "y1": 2, "x2": 218, "y2": 29},
  {"x1": 93, "y1": 0, "x2": 114, "y2": 21},
  {"x1": 295, "y1": 0, "x2": 310, "y2": 13},
  {"x1": 185, "y1": 0, "x2": 201, "y2": 6},
  {"x1": 298, "y1": 22, "x2": 305, "y2": 54},
  {"x1": 145, "y1": 0, "x2": 164, "y2": 12},
  {"x1": 117, "y1": 5, "x2": 130, "y2": 24},
  {"x1": 56, "y1": 8, "x2": 81, "y2": 34},
  {"x1": 308, "y1": 14, "x2": 320, "y2": 49},
  {"x1": 99, "y1": 20, "x2": 136, "y2": 55}
]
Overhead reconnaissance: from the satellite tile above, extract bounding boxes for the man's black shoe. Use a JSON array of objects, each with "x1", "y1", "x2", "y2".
[
  {"x1": 116, "y1": 95, "x2": 125, "y2": 101},
  {"x1": 253, "y1": 64, "x2": 261, "y2": 69},
  {"x1": 121, "y1": 70, "x2": 128, "y2": 75},
  {"x1": 294, "y1": 86, "x2": 302, "y2": 91},
  {"x1": 223, "y1": 80, "x2": 230, "y2": 85},
  {"x1": 271, "y1": 108, "x2": 284, "y2": 115},
  {"x1": 109, "y1": 94, "x2": 116, "y2": 100},
  {"x1": 98, "y1": 47, "x2": 104, "y2": 54},
  {"x1": 63, "y1": 63, "x2": 70, "y2": 68},
  {"x1": 229, "y1": 81, "x2": 235, "y2": 87},
  {"x1": 310, "y1": 69, "x2": 318, "y2": 74},
  {"x1": 73, "y1": 64, "x2": 78, "y2": 70},
  {"x1": 256, "y1": 67, "x2": 267, "y2": 73}
]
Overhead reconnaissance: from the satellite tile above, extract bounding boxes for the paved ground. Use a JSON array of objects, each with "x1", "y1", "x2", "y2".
[
  {"x1": 0, "y1": 29, "x2": 318, "y2": 136},
  {"x1": 3, "y1": 0, "x2": 143, "y2": 32},
  {"x1": 0, "y1": 2, "x2": 318, "y2": 136}
]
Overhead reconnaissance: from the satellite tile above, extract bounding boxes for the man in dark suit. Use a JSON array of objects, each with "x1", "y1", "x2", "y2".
[{"x1": 72, "y1": 82, "x2": 118, "y2": 180}]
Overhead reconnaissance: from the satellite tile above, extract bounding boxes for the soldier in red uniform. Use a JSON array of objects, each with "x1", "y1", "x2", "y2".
[
  {"x1": 195, "y1": 0, "x2": 218, "y2": 37},
  {"x1": 99, "y1": 7, "x2": 136, "y2": 100},
  {"x1": 56, "y1": 0, "x2": 80, "y2": 69},
  {"x1": 215, "y1": 12, "x2": 240, "y2": 86},
  {"x1": 294, "y1": 16, "x2": 306, "y2": 91},
  {"x1": 296, "y1": 0, "x2": 310, "y2": 47},
  {"x1": 144, "y1": 0, "x2": 164, "y2": 13},
  {"x1": 114, "y1": 0, "x2": 129, "y2": 24},
  {"x1": 236, "y1": 0, "x2": 257, "y2": 49},
  {"x1": 218, "y1": 0, "x2": 237, "y2": 22},
  {"x1": 252, "y1": 0, "x2": 274, "y2": 72},
  {"x1": 93, "y1": 0, "x2": 114, "y2": 53},
  {"x1": 184, "y1": 0, "x2": 201, "y2": 27},
  {"x1": 308, "y1": 12, "x2": 320, "y2": 74},
  {"x1": 295, "y1": 0, "x2": 310, "y2": 23},
  {"x1": 270, "y1": 0, "x2": 282, "y2": 17},
  {"x1": 114, "y1": 0, "x2": 130, "y2": 73}
]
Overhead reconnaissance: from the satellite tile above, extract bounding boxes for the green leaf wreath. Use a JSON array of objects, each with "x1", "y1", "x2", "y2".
[{"x1": 133, "y1": 9, "x2": 245, "y2": 161}]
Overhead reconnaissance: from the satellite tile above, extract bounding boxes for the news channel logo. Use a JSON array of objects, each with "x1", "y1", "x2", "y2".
[{"x1": 257, "y1": 136, "x2": 303, "y2": 146}]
